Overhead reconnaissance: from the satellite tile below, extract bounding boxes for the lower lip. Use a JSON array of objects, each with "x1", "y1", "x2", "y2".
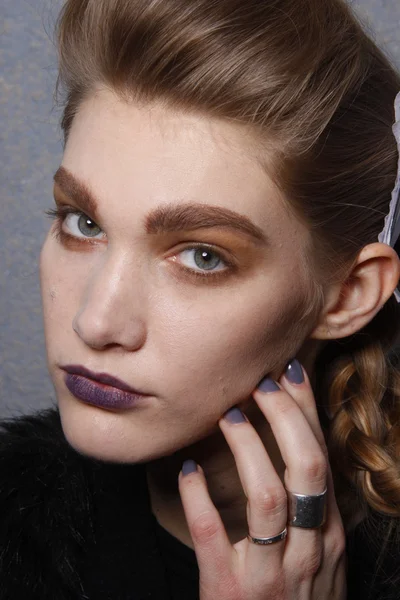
[{"x1": 64, "y1": 373, "x2": 146, "y2": 410}]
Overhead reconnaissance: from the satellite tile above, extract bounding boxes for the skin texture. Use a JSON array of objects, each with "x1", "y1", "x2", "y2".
[
  {"x1": 40, "y1": 86, "x2": 400, "y2": 596},
  {"x1": 40, "y1": 86, "x2": 318, "y2": 467}
]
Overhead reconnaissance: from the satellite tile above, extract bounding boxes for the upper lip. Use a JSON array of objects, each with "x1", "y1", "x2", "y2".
[{"x1": 61, "y1": 364, "x2": 146, "y2": 395}]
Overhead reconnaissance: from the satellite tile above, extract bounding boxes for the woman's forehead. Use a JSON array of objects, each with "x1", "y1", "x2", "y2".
[{"x1": 61, "y1": 87, "x2": 306, "y2": 243}]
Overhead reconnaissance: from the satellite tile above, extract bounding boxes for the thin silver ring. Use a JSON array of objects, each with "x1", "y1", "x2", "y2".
[{"x1": 247, "y1": 527, "x2": 288, "y2": 545}]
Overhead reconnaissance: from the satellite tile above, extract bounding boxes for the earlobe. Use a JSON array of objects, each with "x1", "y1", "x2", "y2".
[{"x1": 310, "y1": 243, "x2": 400, "y2": 341}]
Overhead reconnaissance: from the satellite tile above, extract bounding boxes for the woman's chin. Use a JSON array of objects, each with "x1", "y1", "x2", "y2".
[
  {"x1": 55, "y1": 386, "x2": 226, "y2": 464},
  {"x1": 56, "y1": 394, "x2": 167, "y2": 464}
]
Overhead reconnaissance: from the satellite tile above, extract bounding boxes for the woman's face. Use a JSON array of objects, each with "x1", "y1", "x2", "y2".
[{"x1": 40, "y1": 86, "x2": 317, "y2": 463}]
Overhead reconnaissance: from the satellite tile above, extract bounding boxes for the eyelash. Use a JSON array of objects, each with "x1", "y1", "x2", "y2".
[
  {"x1": 45, "y1": 206, "x2": 100, "y2": 244},
  {"x1": 44, "y1": 205, "x2": 237, "y2": 281}
]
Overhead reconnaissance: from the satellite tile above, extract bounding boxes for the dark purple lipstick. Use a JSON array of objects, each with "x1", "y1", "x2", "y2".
[{"x1": 61, "y1": 364, "x2": 148, "y2": 410}]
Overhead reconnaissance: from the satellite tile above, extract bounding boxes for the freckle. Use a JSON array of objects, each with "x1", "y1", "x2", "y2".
[{"x1": 50, "y1": 290, "x2": 56, "y2": 300}]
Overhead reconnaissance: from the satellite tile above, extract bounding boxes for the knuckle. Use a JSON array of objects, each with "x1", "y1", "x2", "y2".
[
  {"x1": 190, "y1": 511, "x2": 221, "y2": 545},
  {"x1": 250, "y1": 486, "x2": 287, "y2": 518},
  {"x1": 298, "y1": 453, "x2": 327, "y2": 483}
]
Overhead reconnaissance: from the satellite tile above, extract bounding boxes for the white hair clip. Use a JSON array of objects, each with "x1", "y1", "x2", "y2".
[{"x1": 378, "y1": 91, "x2": 400, "y2": 302}]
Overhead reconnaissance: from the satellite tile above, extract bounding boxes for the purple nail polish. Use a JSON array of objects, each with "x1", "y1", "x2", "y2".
[
  {"x1": 285, "y1": 359, "x2": 304, "y2": 384},
  {"x1": 257, "y1": 377, "x2": 280, "y2": 393},
  {"x1": 182, "y1": 459, "x2": 197, "y2": 476},
  {"x1": 224, "y1": 407, "x2": 247, "y2": 424}
]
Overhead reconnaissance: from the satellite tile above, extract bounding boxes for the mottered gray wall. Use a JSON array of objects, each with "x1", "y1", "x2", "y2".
[{"x1": 1, "y1": 0, "x2": 399, "y2": 417}]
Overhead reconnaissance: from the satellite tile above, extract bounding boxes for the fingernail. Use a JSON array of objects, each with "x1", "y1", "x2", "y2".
[
  {"x1": 257, "y1": 377, "x2": 280, "y2": 393},
  {"x1": 284, "y1": 359, "x2": 304, "y2": 384},
  {"x1": 224, "y1": 407, "x2": 247, "y2": 424},
  {"x1": 182, "y1": 459, "x2": 198, "y2": 476}
]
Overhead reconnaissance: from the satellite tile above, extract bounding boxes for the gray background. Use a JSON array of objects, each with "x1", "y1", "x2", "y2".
[{"x1": 1, "y1": 1, "x2": 400, "y2": 418}]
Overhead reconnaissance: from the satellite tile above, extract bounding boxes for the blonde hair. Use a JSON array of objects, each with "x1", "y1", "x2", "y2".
[{"x1": 55, "y1": 0, "x2": 400, "y2": 569}]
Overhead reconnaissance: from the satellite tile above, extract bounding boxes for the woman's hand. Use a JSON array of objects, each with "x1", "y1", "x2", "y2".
[{"x1": 178, "y1": 359, "x2": 347, "y2": 600}]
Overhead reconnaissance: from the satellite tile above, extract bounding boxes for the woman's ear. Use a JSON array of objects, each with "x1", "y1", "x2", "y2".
[{"x1": 310, "y1": 243, "x2": 400, "y2": 340}]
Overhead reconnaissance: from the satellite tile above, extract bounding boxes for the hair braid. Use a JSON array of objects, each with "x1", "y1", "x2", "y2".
[{"x1": 315, "y1": 297, "x2": 400, "y2": 524}]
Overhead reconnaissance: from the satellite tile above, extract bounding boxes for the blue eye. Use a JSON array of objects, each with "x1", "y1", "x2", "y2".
[
  {"x1": 64, "y1": 212, "x2": 103, "y2": 239},
  {"x1": 177, "y1": 247, "x2": 226, "y2": 273}
]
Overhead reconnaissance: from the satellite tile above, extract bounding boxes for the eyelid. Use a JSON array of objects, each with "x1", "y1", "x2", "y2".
[
  {"x1": 169, "y1": 242, "x2": 235, "y2": 267},
  {"x1": 47, "y1": 203, "x2": 93, "y2": 222},
  {"x1": 52, "y1": 197, "x2": 102, "y2": 227}
]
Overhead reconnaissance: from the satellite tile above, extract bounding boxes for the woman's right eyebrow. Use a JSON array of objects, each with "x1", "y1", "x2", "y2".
[
  {"x1": 53, "y1": 166, "x2": 268, "y2": 246},
  {"x1": 53, "y1": 166, "x2": 100, "y2": 222}
]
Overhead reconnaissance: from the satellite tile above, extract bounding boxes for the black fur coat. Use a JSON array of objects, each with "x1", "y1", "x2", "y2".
[
  {"x1": 0, "y1": 407, "x2": 185, "y2": 599},
  {"x1": 0, "y1": 408, "x2": 398, "y2": 600}
]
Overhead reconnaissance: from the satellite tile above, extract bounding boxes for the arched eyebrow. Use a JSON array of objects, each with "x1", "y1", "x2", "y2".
[
  {"x1": 145, "y1": 204, "x2": 267, "y2": 244},
  {"x1": 53, "y1": 166, "x2": 268, "y2": 244},
  {"x1": 53, "y1": 166, "x2": 100, "y2": 222}
]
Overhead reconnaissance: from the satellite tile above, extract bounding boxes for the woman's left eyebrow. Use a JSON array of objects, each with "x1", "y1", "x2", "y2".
[{"x1": 145, "y1": 203, "x2": 268, "y2": 245}]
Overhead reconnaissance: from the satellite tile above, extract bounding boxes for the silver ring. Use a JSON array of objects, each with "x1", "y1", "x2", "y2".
[
  {"x1": 247, "y1": 527, "x2": 287, "y2": 545},
  {"x1": 287, "y1": 488, "x2": 327, "y2": 528}
]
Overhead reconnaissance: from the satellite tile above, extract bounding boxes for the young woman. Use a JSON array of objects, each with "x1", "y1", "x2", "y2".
[{"x1": 1, "y1": 0, "x2": 399, "y2": 598}]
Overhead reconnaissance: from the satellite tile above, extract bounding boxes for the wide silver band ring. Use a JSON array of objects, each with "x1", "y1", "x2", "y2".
[
  {"x1": 287, "y1": 488, "x2": 327, "y2": 528},
  {"x1": 247, "y1": 527, "x2": 287, "y2": 545}
]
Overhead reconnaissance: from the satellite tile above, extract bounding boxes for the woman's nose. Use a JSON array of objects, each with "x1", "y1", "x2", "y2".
[{"x1": 72, "y1": 254, "x2": 147, "y2": 351}]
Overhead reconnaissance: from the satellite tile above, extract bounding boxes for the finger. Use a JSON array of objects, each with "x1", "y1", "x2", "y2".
[
  {"x1": 218, "y1": 408, "x2": 287, "y2": 570},
  {"x1": 268, "y1": 362, "x2": 346, "y2": 577},
  {"x1": 253, "y1": 376, "x2": 327, "y2": 496},
  {"x1": 252, "y1": 377, "x2": 326, "y2": 568},
  {"x1": 178, "y1": 461, "x2": 233, "y2": 590},
  {"x1": 255, "y1": 361, "x2": 345, "y2": 586},
  {"x1": 279, "y1": 360, "x2": 344, "y2": 528},
  {"x1": 279, "y1": 359, "x2": 328, "y2": 456},
  {"x1": 283, "y1": 464, "x2": 346, "y2": 584}
]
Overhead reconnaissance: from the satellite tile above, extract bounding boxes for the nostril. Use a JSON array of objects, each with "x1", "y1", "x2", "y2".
[{"x1": 71, "y1": 310, "x2": 147, "y2": 352}]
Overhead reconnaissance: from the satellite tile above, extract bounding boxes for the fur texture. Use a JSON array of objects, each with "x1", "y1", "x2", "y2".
[{"x1": 0, "y1": 408, "x2": 95, "y2": 599}]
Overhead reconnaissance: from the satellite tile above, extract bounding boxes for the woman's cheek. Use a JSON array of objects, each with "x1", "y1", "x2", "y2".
[
  {"x1": 39, "y1": 238, "x2": 90, "y2": 345},
  {"x1": 148, "y1": 287, "x2": 297, "y2": 401}
]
